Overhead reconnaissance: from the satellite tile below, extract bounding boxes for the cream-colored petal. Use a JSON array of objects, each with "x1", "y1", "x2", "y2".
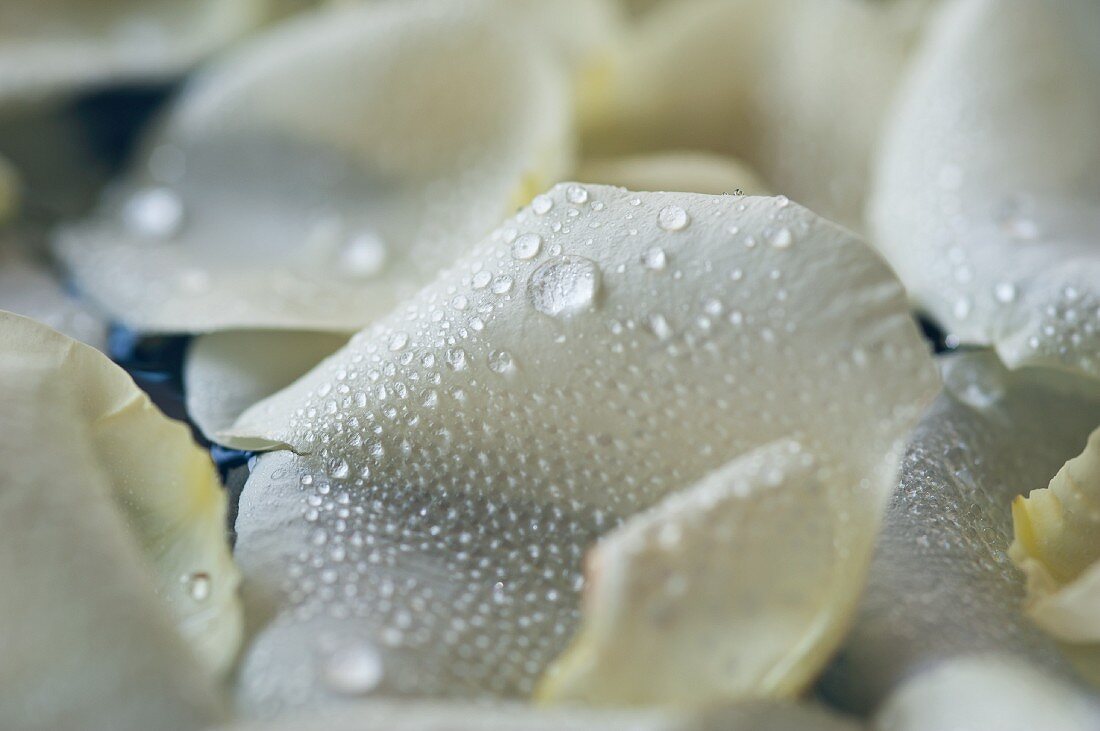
[
  {"x1": 821, "y1": 352, "x2": 1100, "y2": 713},
  {"x1": 57, "y1": 0, "x2": 572, "y2": 334},
  {"x1": 538, "y1": 439, "x2": 864, "y2": 705},
  {"x1": 876, "y1": 655, "x2": 1100, "y2": 731},
  {"x1": 1010, "y1": 427, "x2": 1100, "y2": 645},
  {"x1": 185, "y1": 330, "x2": 348, "y2": 442},
  {"x1": 577, "y1": 151, "x2": 769, "y2": 196},
  {"x1": 228, "y1": 184, "x2": 937, "y2": 713},
  {"x1": 0, "y1": 311, "x2": 242, "y2": 676},
  {"x1": 0, "y1": 311, "x2": 234, "y2": 730},
  {"x1": 588, "y1": 0, "x2": 933, "y2": 229},
  {"x1": 870, "y1": 0, "x2": 1100, "y2": 380},
  {"x1": 218, "y1": 699, "x2": 860, "y2": 731},
  {"x1": 0, "y1": 0, "x2": 266, "y2": 105},
  {"x1": 0, "y1": 238, "x2": 107, "y2": 349}
]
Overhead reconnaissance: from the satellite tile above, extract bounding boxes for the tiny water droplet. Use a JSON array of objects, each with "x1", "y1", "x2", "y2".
[
  {"x1": 531, "y1": 194, "x2": 554, "y2": 215},
  {"x1": 641, "y1": 247, "x2": 667, "y2": 271},
  {"x1": 657, "y1": 205, "x2": 689, "y2": 231},
  {"x1": 183, "y1": 572, "x2": 211, "y2": 602},
  {"x1": 647, "y1": 313, "x2": 674, "y2": 341},
  {"x1": 566, "y1": 185, "x2": 589, "y2": 204},
  {"x1": 994, "y1": 281, "x2": 1017, "y2": 303},
  {"x1": 512, "y1": 233, "x2": 542, "y2": 260},
  {"x1": 488, "y1": 350, "x2": 516, "y2": 374},
  {"x1": 770, "y1": 227, "x2": 793, "y2": 248}
]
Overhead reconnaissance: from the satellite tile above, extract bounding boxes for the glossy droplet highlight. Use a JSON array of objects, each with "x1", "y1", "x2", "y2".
[
  {"x1": 641, "y1": 247, "x2": 667, "y2": 271},
  {"x1": 183, "y1": 572, "x2": 211, "y2": 602},
  {"x1": 527, "y1": 255, "x2": 601, "y2": 318}
]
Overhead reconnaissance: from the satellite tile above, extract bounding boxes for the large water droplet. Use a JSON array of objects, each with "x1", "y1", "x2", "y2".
[
  {"x1": 527, "y1": 255, "x2": 601, "y2": 318},
  {"x1": 657, "y1": 205, "x2": 689, "y2": 231},
  {"x1": 488, "y1": 350, "x2": 516, "y2": 374},
  {"x1": 122, "y1": 187, "x2": 184, "y2": 239},
  {"x1": 531, "y1": 194, "x2": 554, "y2": 215}
]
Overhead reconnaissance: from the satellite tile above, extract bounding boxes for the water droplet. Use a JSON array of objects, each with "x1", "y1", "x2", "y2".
[
  {"x1": 445, "y1": 347, "x2": 467, "y2": 371},
  {"x1": 994, "y1": 281, "x2": 1017, "y2": 303},
  {"x1": 488, "y1": 350, "x2": 516, "y2": 374},
  {"x1": 531, "y1": 194, "x2": 554, "y2": 215},
  {"x1": 657, "y1": 205, "x2": 689, "y2": 231},
  {"x1": 388, "y1": 332, "x2": 409, "y2": 351},
  {"x1": 641, "y1": 247, "x2": 668, "y2": 271},
  {"x1": 183, "y1": 572, "x2": 211, "y2": 602},
  {"x1": 647, "y1": 313, "x2": 674, "y2": 341},
  {"x1": 122, "y1": 187, "x2": 184, "y2": 239},
  {"x1": 770, "y1": 227, "x2": 793, "y2": 249},
  {"x1": 566, "y1": 185, "x2": 589, "y2": 204},
  {"x1": 512, "y1": 233, "x2": 542, "y2": 260},
  {"x1": 339, "y1": 232, "x2": 388, "y2": 279},
  {"x1": 323, "y1": 641, "x2": 383, "y2": 696},
  {"x1": 527, "y1": 255, "x2": 601, "y2": 318},
  {"x1": 472, "y1": 271, "x2": 492, "y2": 289},
  {"x1": 491, "y1": 275, "x2": 514, "y2": 294},
  {"x1": 774, "y1": 195, "x2": 790, "y2": 208}
]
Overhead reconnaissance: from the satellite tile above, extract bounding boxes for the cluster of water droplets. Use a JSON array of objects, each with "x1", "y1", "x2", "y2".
[{"x1": 234, "y1": 183, "x2": 935, "y2": 713}]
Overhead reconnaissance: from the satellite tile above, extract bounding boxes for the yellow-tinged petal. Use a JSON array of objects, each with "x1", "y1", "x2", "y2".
[
  {"x1": 539, "y1": 440, "x2": 866, "y2": 705},
  {"x1": 576, "y1": 151, "x2": 769, "y2": 196},
  {"x1": 1011, "y1": 426, "x2": 1100, "y2": 644},
  {"x1": 0, "y1": 311, "x2": 242, "y2": 676},
  {"x1": 0, "y1": 311, "x2": 235, "y2": 730}
]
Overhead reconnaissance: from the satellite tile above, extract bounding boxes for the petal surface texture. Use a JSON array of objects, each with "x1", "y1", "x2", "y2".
[
  {"x1": 57, "y1": 0, "x2": 572, "y2": 333},
  {"x1": 822, "y1": 352, "x2": 1100, "y2": 712},
  {"x1": 228, "y1": 184, "x2": 938, "y2": 714},
  {"x1": 871, "y1": 0, "x2": 1100, "y2": 379},
  {"x1": 0, "y1": 311, "x2": 238, "y2": 730}
]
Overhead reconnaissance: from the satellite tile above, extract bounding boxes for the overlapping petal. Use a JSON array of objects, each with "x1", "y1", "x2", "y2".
[
  {"x1": 57, "y1": 0, "x2": 573, "y2": 333},
  {"x1": 0, "y1": 0, "x2": 267, "y2": 106},
  {"x1": 223, "y1": 184, "x2": 937, "y2": 714},
  {"x1": 870, "y1": 0, "x2": 1100, "y2": 379},
  {"x1": 585, "y1": 0, "x2": 933, "y2": 229},
  {"x1": 0, "y1": 311, "x2": 240, "y2": 729},
  {"x1": 577, "y1": 151, "x2": 769, "y2": 196},
  {"x1": 822, "y1": 352, "x2": 1100, "y2": 713}
]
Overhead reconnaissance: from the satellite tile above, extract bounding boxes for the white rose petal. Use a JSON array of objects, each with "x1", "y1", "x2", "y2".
[
  {"x1": 871, "y1": 0, "x2": 1100, "y2": 380},
  {"x1": 185, "y1": 330, "x2": 347, "y2": 441},
  {"x1": 0, "y1": 0, "x2": 266, "y2": 105},
  {"x1": 539, "y1": 440, "x2": 865, "y2": 705},
  {"x1": 876, "y1": 655, "x2": 1100, "y2": 731},
  {"x1": 0, "y1": 311, "x2": 241, "y2": 729},
  {"x1": 587, "y1": 0, "x2": 932, "y2": 229},
  {"x1": 57, "y1": 0, "x2": 573, "y2": 333},
  {"x1": 823, "y1": 352, "x2": 1100, "y2": 711},
  {"x1": 225, "y1": 184, "x2": 937, "y2": 714}
]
